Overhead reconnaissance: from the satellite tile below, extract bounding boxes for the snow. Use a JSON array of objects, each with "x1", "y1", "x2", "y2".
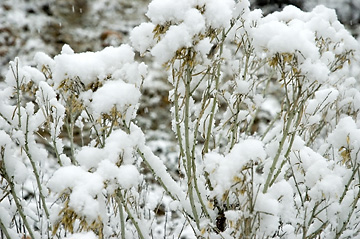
[
  {"x1": 236, "y1": 80, "x2": 250, "y2": 94},
  {"x1": 52, "y1": 44, "x2": 135, "y2": 86},
  {"x1": 103, "y1": 128, "x2": 140, "y2": 164},
  {"x1": 48, "y1": 165, "x2": 105, "y2": 221},
  {"x1": 314, "y1": 88, "x2": 339, "y2": 105},
  {"x1": 146, "y1": 0, "x2": 192, "y2": 25},
  {"x1": 204, "y1": 139, "x2": 266, "y2": 197},
  {"x1": 250, "y1": 3, "x2": 359, "y2": 90},
  {"x1": 139, "y1": 0, "x2": 238, "y2": 63},
  {"x1": 203, "y1": 0, "x2": 235, "y2": 29},
  {"x1": 4, "y1": 59, "x2": 27, "y2": 87},
  {"x1": 131, "y1": 22, "x2": 157, "y2": 54},
  {"x1": 0, "y1": 131, "x2": 29, "y2": 183},
  {"x1": 150, "y1": 24, "x2": 192, "y2": 63},
  {"x1": 60, "y1": 44, "x2": 75, "y2": 55},
  {"x1": 116, "y1": 165, "x2": 141, "y2": 189},
  {"x1": 34, "y1": 52, "x2": 56, "y2": 69},
  {"x1": 261, "y1": 97, "x2": 280, "y2": 117},
  {"x1": 267, "y1": 180, "x2": 296, "y2": 223},
  {"x1": 37, "y1": 81, "x2": 57, "y2": 102},
  {"x1": 64, "y1": 231, "x2": 97, "y2": 239},
  {"x1": 48, "y1": 166, "x2": 101, "y2": 194},
  {"x1": 60, "y1": 154, "x2": 72, "y2": 166},
  {"x1": 252, "y1": 19, "x2": 318, "y2": 58},
  {"x1": 327, "y1": 116, "x2": 360, "y2": 150},
  {"x1": 76, "y1": 146, "x2": 104, "y2": 170},
  {"x1": 90, "y1": 80, "x2": 141, "y2": 119},
  {"x1": 97, "y1": 160, "x2": 141, "y2": 190},
  {"x1": 135, "y1": 124, "x2": 194, "y2": 217},
  {"x1": 224, "y1": 210, "x2": 241, "y2": 223},
  {"x1": 49, "y1": 125, "x2": 145, "y2": 220},
  {"x1": 194, "y1": 37, "x2": 213, "y2": 63},
  {"x1": 309, "y1": 174, "x2": 343, "y2": 199},
  {"x1": 22, "y1": 66, "x2": 46, "y2": 84},
  {"x1": 0, "y1": 207, "x2": 12, "y2": 232},
  {"x1": 113, "y1": 62, "x2": 147, "y2": 86},
  {"x1": 233, "y1": 0, "x2": 250, "y2": 18},
  {"x1": 301, "y1": 59, "x2": 330, "y2": 83},
  {"x1": 254, "y1": 192, "x2": 279, "y2": 234},
  {"x1": 307, "y1": 114, "x2": 322, "y2": 125}
]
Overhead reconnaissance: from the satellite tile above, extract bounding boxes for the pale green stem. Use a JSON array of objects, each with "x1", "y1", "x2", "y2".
[
  {"x1": 336, "y1": 167, "x2": 360, "y2": 237},
  {"x1": 10, "y1": 60, "x2": 22, "y2": 129},
  {"x1": 84, "y1": 108, "x2": 105, "y2": 148},
  {"x1": 269, "y1": 106, "x2": 302, "y2": 186},
  {"x1": 1, "y1": 164, "x2": 36, "y2": 239},
  {"x1": 136, "y1": 148, "x2": 177, "y2": 201},
  {"x1": 52, "y1": 112, "x2": 63, "y2": 166},
  {"x1": 173, "y1": 76, "x2": 187, "y2": 174},
  {"x1": 24, "y1": 115, "x2": 50, "y2": 219},
  {"x1": 263, "y1": 72, "x2": 301, "y2": 193},
  {"x1": 339, "y1": 164, "x2": 359, "y2": 203},
  {"x1": 66, "y1": 100, "x2": 76, "y2": 164},
  {"x1": 268, "y1": 80, "x2": 305, "y2": 187},
  {"x1": 121, "y1": 120, "x2": 180, "y2": 203},
  {"x1": 115, "y1": 194, "x2": 126, "y2": 239},
  {"x1": 184, "y1": 64, "x2": 200, "y2": 229},
  {"x1": 52, "y1": 137, "x2": 63, "y2": 166},
  {"x1": 263, "y1": 109, "x2": 295, "y2": 193},
  {"x1": 302, "y1": 208, "x2": 308, "y2": 239},
  {"x1": 203, "y1": 44, "x2": 223, "y2": 155},
  {"x1": 116, "y1": 190, "x2": 144, "y2": 239},
  {"x1": 261, "y1": 113, "x2": 281, "y2": 141},
  {"x1": 106, "y1": 108, "x2": 118, "y2": 138},
  {"x1": 192, "y1": 100, "x2": 211, "y2": 219},
  {"x1": 0, "y1": 216, "x2": 12, "y2": 239}
]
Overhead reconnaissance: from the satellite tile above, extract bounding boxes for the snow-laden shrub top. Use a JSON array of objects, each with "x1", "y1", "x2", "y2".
[
  {"x1": 51, "y1": 44, "x2": 137, "y2": 86},
  {"x1": 132, "y1": 0, "x2": 237, "y2": 63}
]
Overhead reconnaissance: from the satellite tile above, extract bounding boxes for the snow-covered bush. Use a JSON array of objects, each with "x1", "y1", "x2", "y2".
[{"x1": 1, "y1": 0, "x2": 360, "y2": 238}]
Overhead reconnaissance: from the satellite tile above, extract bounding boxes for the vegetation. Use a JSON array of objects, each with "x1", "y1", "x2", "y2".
[{"x1": 1, "y1": 1, "x2": 360, "y2": 238}]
